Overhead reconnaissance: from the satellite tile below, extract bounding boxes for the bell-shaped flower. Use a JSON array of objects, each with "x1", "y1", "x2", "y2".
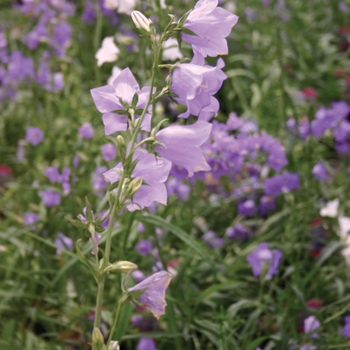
[
  {"x1": 103, "y1": 150, "x2": 171, "y2": 211},
  {"x1": 128, "y1": 270, "x2": 172, "y2": 319},
  {"x1": 155, "y1": 120, "x2": 212, "y2": 176},
  {"x1": 182, "y1": 0, "x2": 238, "y2": 57},
  {"x1": 91, "y1": 68, "x2": 153, "y2": 134},
  {"x1": 95, "y1": 36, "x2": 120, "y2": 67},
  {"x1": 171, "y1": 53, "x2": 226, "y2": 119}
]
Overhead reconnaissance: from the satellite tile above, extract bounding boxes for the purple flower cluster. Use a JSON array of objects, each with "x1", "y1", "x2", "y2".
[
  {"x1": 168, "y1": 113, "x2": 299, "y2": 218},
  {"x1": 287, "y1": 101, "x2": 350, "y2": 154},
  {"x1": 44, "y1": 166, "x2": 71, "y2": 195}
]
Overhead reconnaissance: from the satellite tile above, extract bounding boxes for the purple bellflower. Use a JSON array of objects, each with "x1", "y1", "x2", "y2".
[
  {"x1": 44, "y1": 166, "x2": 61, "y2": 183},
  {"x1": 137, "y1": 338, "x2": 156, "y2": 350},
  {"x1": 341, "y1": 316, "x2": 350, "y2": 338},
  {"x1": 78, "y1": 123, "x2": 94, "y2": 139},
  {"x1": 55, "y1": 232, "x2": 73, "y2": 255},
  {"x1": 103, "y1": 150, "x2": 171, "y2": 211},
  {"x1": 90, "y1": 68, "x2": 153, "y2": 134},
  {"x1": 182, "y1": 0, "x2": 238, "y2": 57},
  {"x1": 128, "y1": 270, "x2": 172, "y2": 319},
  {"x1": 23, "y1": 212, "x2": 39, "y2": 225},
  {"x1": 135, "y1": 239, "x2": 152, "y2": 255},
  {"x1": 39, "y1": 189, "x2": 61, "y2": 207},
  {"x1": 26, "y1": 127, "x2": 44, "y2": 146},
  {"x1": 247, "y1": 242, "x2": 283, "y2": 279},
  {"x1": 101, "y1": 143, "x2": 117, "y2": 162},
  {"x1": 202, "y1": 230, "x2": 224, "y2": 249},
  {"x1": 304, "y1": 315, "x2": 320, "y2": 338},
  {"x1": 155, "y1": 120, "x2": 212, "y2": 176},
  {"x1": 171, "y1": 53, "x2": 226, "y2": 119},
  {"x1": 312, "y1": 162, "x2": 328, "y2": 181}
]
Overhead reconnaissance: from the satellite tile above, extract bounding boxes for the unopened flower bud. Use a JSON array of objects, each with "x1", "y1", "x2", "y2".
[
  {"x1": 131, "y1": 11, "x2": 153, "y2": 34},
  {"x1": 105, "y1": 260, "x2": 138, "y2": 273},
  {"x1": 116, "y1": 135, "x2": 126, "y2": 161},
  {"x1": 107, "y1": 341, "x2": 120, "y2": 350},
  {"x1": 92, "y1": 328, "x2": 105, "y2": 350},
  {"x1": 125, "y1": 177, "x2": 143, "y2": 199}
]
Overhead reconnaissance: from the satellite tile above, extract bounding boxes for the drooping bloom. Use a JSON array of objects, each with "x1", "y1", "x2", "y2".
[
  {"x1": 128, "y1": 270, "x2": 172, "y2": 319},
  {"x1": 182, "y1": 0, "x2": 238, "y2": 57},
  {"x1": 26, "y1": 127, "x2": 44, "y2": 146},
  {"x1": 103, "y1": 150, "x2": 171, "y2": 211},
  {"x1": 91, "y1": 68, "x2": 153, "y2": 134},
  {"x1": 171, "y1": 53, "x2": 226, "y2": 119},
  {"x1": 246, "y1": 242, "x2": 283, "y2": 279},
  {"x1": 95, "y1": 36, "x2": 120, "y2": 67},
  {"x1": 155, "y1": 120, "x2": 212, "y2": 176}
]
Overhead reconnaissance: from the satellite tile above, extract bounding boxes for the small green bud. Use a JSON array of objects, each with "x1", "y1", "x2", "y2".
[
  {"x1": 125, "y1": 177, "x2": 143, "y2": 199},
  {"x1": 116, "y1": 135, "x2": 126, "y2": 161},
  {"x1": 131, "y1": 11, "x2": 153, "y2": 34},
  {"x1": 104, "y1": 260, "x2": 138, "y2": 273},
  {"x1": 92, "y1": 328, "x2": 105, "y2": 350}
]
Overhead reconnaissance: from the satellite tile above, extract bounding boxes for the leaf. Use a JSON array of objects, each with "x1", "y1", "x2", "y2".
[{"x1": 137, "y1": 214, "x2": 214, "y2": 266}]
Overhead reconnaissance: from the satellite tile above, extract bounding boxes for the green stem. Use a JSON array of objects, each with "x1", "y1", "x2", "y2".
[{"x1": 106, "y1": 300, "x2": 123, "y2": 348}]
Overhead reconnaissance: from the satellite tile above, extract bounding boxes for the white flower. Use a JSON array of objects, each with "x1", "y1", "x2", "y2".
[
  {"x1": 107, "y1": 66, "x2": 122, "y2": 85},
  {"x1": 95, "y1": 37, "x2": 120, "y2": 67},
  {"x1": 162, "y1": 38, "x2": 183, "y2": 61},
  {"x1": 320, "y1": 199, "x2": 339, "y2": 218},
  {"x1": 117, "y1": 0, "x2": 136, "y2": 14},
  {"x1": 104, "y1": 0, "x2": 118, "y2": 10},
  {"x1": 339, "y1": 216, "x2": 350, "y2": 238}
]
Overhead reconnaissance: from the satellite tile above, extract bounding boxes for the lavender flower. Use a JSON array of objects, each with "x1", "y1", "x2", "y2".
[
  {"x1": 103, "y1": 150, "x2": 171, "y2": 211},
  {"x1": 23, "y1": 212, "x2": 39, "y2": 225},
  {"x1": 78, "y1": 123, "x2": 94, "y2": 139},
  {"x1": 341, "y1": 316, "x2": 350, "y2": 338},
  {"x1": 39, "y1": 189, "x2": 61, "y2": 207},
  {"x1": 26, "y1": 127, "x2": 44, "y2": 146},
  {"x1": 44, "y1": 166, "x2": 61, "y2": 183},
  {"x1": 101, "y1": 143, "x2": 116, "y2": 162},
  {"x1": 135, "y1": 240, "x2": 152, "y2": 255},
  {"x1": 304, "y1": 315, "x2": 320, "y2": 338},
  {"x1": 55, "y1": 232, "x2": 73, "y2": 255},
  {"x1": 128, "y1": 271, "x2": 172, "y2": 319},
  {"x1": 202, "y1": 230, "x2": 224, "y2": 249},
  {"x1": 312, "y1": 162, "x2": 328, "y2": 181},
  {"x1": 238, "y1": 199, "x2": 256, "y2": 217},
  {"x1": 171, "y1": 53, "x2": 226, "y2": 119},
  {"x1": 225, "y1": 224, "x2": 251, "y2": 240},
  {"x1": 155, "y1": 121, "x2": 212, "y2": 176},
  {"x1": 137, "y1": 338, "x2": 156, "y2": 350},
  {"x1": 246, "y1": 242, "x2": 283, "y2": 279},
  {"x1": 91, "y1": 68, "x2": 153, "y2": 134},
  {"x1": 182, "y1": 0, "x2": 238, "y2": 57}
]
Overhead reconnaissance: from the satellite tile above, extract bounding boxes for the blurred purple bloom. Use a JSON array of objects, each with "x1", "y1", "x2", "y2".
[
  {"x1": 304, "y1": 315, "x2": 320, "y2": 338},
  {"x1": 226, "y1": 112, "x2": 243, "y2": 130},
  {"x1": 39, "y1": 189, "x2": 61, "y2": 207},
  {"x1": 26, "y1": 127, "x2": 44, "y2": 146},
  {"x1": 103, "y1": 150, "x2": 171, "y2": 211},
  {"x1": 82, "y1": 0, "x2": 96, "y2": 22},
  {"x1": 182, "y1": 0, "x2": 238, "y2": 57},
  {"x1": 155, "y1": 121, "x2": 212, "y2": 176},
  {"x1": 166, "y1": 177, "x2": 190, "y2": 200},
  {"x1": 135, "y1": 240, "x2": 152, "y2": 255},
  {"x1": 245, "y1": 8, "x2": 257, "y2": 23},
  {"x1": 341, "y1": 316, "x2": 350, "y2": 338},
  {"x1": 171, "y1": 53, "x2": 226, "y2": 119},
  {"x1": 225, "y1": 224, "x2": 250, "y2": 240},
  {"x1": 16, "y1": 140, "x2": 26, "y2": 162},
  {"x1": 132, "y1": 270, "x2": 146, "y2": 283},
  {"x1": 339, "y1": 1, "x2": 348, "y2": 12},
  {"x1": 44, "y1": 166, "x2": 61, "y2": 183},
  {"x1": 24, "y1": 212, "x2": 39, "y2": 225},
  {"x1": 78, "y1": 123, "x2": 94, "y2": 139},
  {"x1": 202, "y1": 230, "x2": 224, "y2": 249},
  {"x1": 247, "y1": 242, "x2": 283, "y2": 279},
  {"x1": 238, "y1": 199, "x2": 255, "y2": 217},
  {"x1": 264, "y1": 172, "x2": 299, "y2": 197},
  {"x1": 128, "y1": 270, "x2": 172, "y2": 319},
  {"x1": 101, "y1": 143, "x2": 116, "y2": 162},
  {"x1": 90, "y1": 68, "x2": 153, "y2": 134},
  {"x1": 312, "y1": 162, "x2": 328, "y2": 181},
  {"x1": 259, "y1": 195, "x2": 276, "y2": 215},
  {"x1": 137, "y1": 338, "x2": 156, "y2": 350},
  {"x1": 55, "y1": 232, "x2": 73, "y2": 255},
  {"x1": 92, "y1": 166, "x2": 108, "y2": 197}
]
